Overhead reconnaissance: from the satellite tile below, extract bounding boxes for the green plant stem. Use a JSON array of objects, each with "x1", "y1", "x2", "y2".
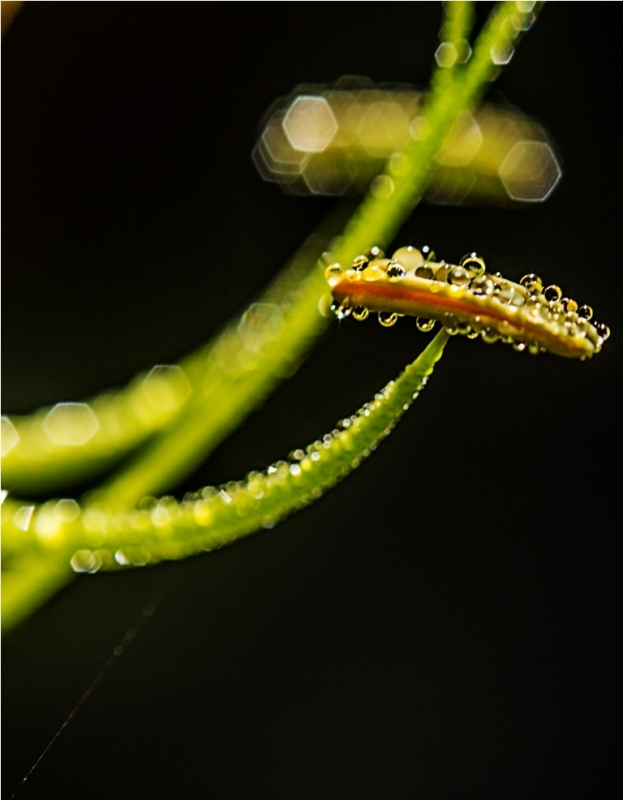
[
  {"x1": 1, "y1": 205, "x2": 352, "y2": 495},
  {"x1": 2, "y1": 331, "x2": 449, "y2": 582},
  {"x1": 1, "y1": 553, "x2": 73, "y2": 633},
  {"x1": 96, "y1": 2, "x2": 541, "y2": 507}
]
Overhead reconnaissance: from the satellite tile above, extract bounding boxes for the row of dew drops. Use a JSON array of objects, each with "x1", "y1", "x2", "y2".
[
  {"x1": 62, "y1": 370, "x2": 430, "y2": 574},
  {"x1": 326, "y1": 246, "x2": 610, "y2": 352}
]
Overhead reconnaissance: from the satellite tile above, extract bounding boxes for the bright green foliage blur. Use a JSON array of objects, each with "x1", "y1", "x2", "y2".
[{"x1": 1, "y1": 2, "x2": 544, "y2": 632}]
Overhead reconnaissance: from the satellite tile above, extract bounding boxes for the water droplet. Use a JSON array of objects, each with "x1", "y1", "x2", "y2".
[
  {"x1": 496, "y1": 282, "x2": 515, "y2": 304},
  {"x1": 562, "y1": 298, "x2": 578, "y2": 312},
  {"x1": 543, "y1": 285, "x2": 562, "y2": 303},
  {"x1": 578, "y1": 304, "x2": 593, "y2": 320},
  {"x1": 520, "y1": 274, "x2": 543, "y2": 294},
  {"x1": 512, "y1": 341, "x2": 527, "y2": 352},
  {"x1": 528, "y1": 342, "x2": 540, "y2": 355},
  {"x1": 378, "y1": 312, "x2": 398, "y2": 327},
  {"x1": 459, "y1": 253, "x2": 486, "y2": 277},
  {"x1": 362, "y1": 264, "x2": 386, "y2": 281},
  {"x1": 447, "y1": 266, "x2": 471, "y2": 287},
  {"x1": 289, "y1": 463, "x2": 302, "y2": 476},
  {"x1": 415, "y1": 266, "x2": 435, "y2": 281},
  {"x1": 365, "y1": 246, "x2": 385, "y2": 260},
  {"x1": 434, "y1": 265, "x2": 450, "y2": 283},
  {"x1": 445, "y1": 316, "x2": 459, "y2": 335},
  {"x1": 387, "y1": 263, "x2": 405, "y2": 280},
  {"x1": 352, "y1": 255, "x2": 369, "y2": 271},
  {"x1": 391, "y1": 246, "x2": 423, "y2": 271},
  {"x1": 333, "y1": 304, "x2": 351, "y2": 320},
  {"x1": 466, "y1": 329, "x2": 479, "y2": 339},
  {"x1": 352, "y1": 306, "x2": 369, "y2": 321},
  {"x1": 421, "y1": 245, "x2": 436, "y2": 261},
  {"x1": 324, "y1": 263, "x2": 343, "y2": 285},
  {"x1": 481, "y1": 328, "x2": 499, "y2": 344},
  {"x1": 416, "y1": 317, "x2": 435, "y2": 332},
  {"x1": 594, "y1": 321, "x2": 610, "y2": 340},
  {"x1": 470, "y1": 276, "x2": 495, "y2": 296}
]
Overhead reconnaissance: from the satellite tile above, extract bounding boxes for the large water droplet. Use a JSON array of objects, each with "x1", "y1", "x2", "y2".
[
  {"x1": 416, "y1": 317, "x2": 436, "y2": 332},
  {"x1": 445, "y1": 315, "x2": 459, "y2": 335},
  {"x1": 470, "y1": 276, "x2": 495, "y2": 296},
  {"x1": 387, "y1": 263, "x2": 406, "y2": 280},
  {"x1": 378, "y1": 312, "x2": 398, "y2": 327},
  {"x1": 578, "y1": 304, "x2": 593, "y2": 320},
  {"x1": 459, "y1": 253, "x2": 486, "y2": 277},
  {"x1": 481, "y1": 328, "x2": 499, "y2": 344},
  {"x1": 447, "y1": 266, "x2": 471, "y2": 287},
  {"x1": 520, "y1": 274, "x2": 543, "y2": 295},
  {"x1": 434, "y1": 265, "x2": 450, "y2": 283},
  {"x1": 365, "y1": 246, "x2": 385, "y2": 260},
  {"x1": 496, "y1": 282, "x2": 515, "y2": 304},
  {"x1": 415, "y1": 266, "x2": 435, "y2": 281},
  {"x1": 543, "y1": 285, "x2": 562, "y2": 303},
  {"x1": 391, "y1": 246, "x2": 423, "y2": 271},
  {"x1": 352, "y1": 306, "x2": 369, "y2": 321},
  {"x1": 324, "y1": 263, "x2": 343, "y2": 285}
]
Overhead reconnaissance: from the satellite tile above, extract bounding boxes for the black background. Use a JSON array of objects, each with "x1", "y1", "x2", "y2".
[{"x1": 2, "y1": 3, "x2": 621, "y2": 798}]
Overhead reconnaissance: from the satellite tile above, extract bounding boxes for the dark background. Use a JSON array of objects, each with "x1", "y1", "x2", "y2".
[{"x1": 2, "y1": 3, "x2": 621, "y2": 797}]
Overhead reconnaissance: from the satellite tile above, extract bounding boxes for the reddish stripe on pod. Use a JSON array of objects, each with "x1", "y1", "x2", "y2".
[{"x1": 332, "y1": 279, "x2": 594, "y2": 359}]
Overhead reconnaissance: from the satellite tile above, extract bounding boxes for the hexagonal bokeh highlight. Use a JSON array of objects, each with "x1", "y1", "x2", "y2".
[
  {"x1": 435, "y1": 112, "x2": 483, "y2": 167},
  {"x1": 141, "y1": 365, "x2": 191, "y2": 411},
  {"x1": 1, "y1": 415, "x2": 19, "y2": 456},
  {"x1": 499, "y1": 140, "x2": 561, "y2": 201},
  {"x1": 282, "y1": 96, "x2": 338, "y2": 153},
  {"x1": 42, "y1": 402, "x2": 100, "y2": 446},
  {"x1": 358, "y1": 101, "x2": 411, "y2": 156},
  {"x1": 435, "y1": 42, "x2": 458, "y2": 68}
]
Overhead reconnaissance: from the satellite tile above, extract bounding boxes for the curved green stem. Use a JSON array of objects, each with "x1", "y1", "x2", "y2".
[{"x1": 2, "y1": 331, "x2": 448, "y2": 585}]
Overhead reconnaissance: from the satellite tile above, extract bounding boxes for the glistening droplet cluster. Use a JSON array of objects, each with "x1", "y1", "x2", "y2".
[
  {"x1": 1, "y1": 333, "x2": 447, "y2": 573},
  {"x1": 327, "y1": 246, "x2": 608, "y2": 359}
]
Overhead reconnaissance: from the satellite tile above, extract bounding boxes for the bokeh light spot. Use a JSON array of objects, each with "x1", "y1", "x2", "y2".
[
  {"x1": 42, "y1": 403, "x2": 100, "y2": 446},
  {"x1": 141, "y1": 365, "x2": 191, "y2": 411},
  {"x1": 282, "y1": 96, "x2": 338, "y2": 153},
  {"x1": 1, "y1": 416, "x2": 19, "y2": 456},
  {"x1": 499, "y1": 140, "x2": 561, "y2": 201},
  {"x1": 435, "y1": 42, "x2": 458, "y2": 68}
]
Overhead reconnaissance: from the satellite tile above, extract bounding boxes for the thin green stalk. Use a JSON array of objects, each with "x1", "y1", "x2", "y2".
[
  {"x1": 1, "y1": 552, "x2": 74, "y2": 633},
  {"x1": 2, "y1": 331, "x2": 448, "y2": 581},
  {"x1": 98, "y1": 2, "x2": 541, "y2": 506},
  {"x1": 1, "y1": 205, "x2": 352, "y2": 495}
]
